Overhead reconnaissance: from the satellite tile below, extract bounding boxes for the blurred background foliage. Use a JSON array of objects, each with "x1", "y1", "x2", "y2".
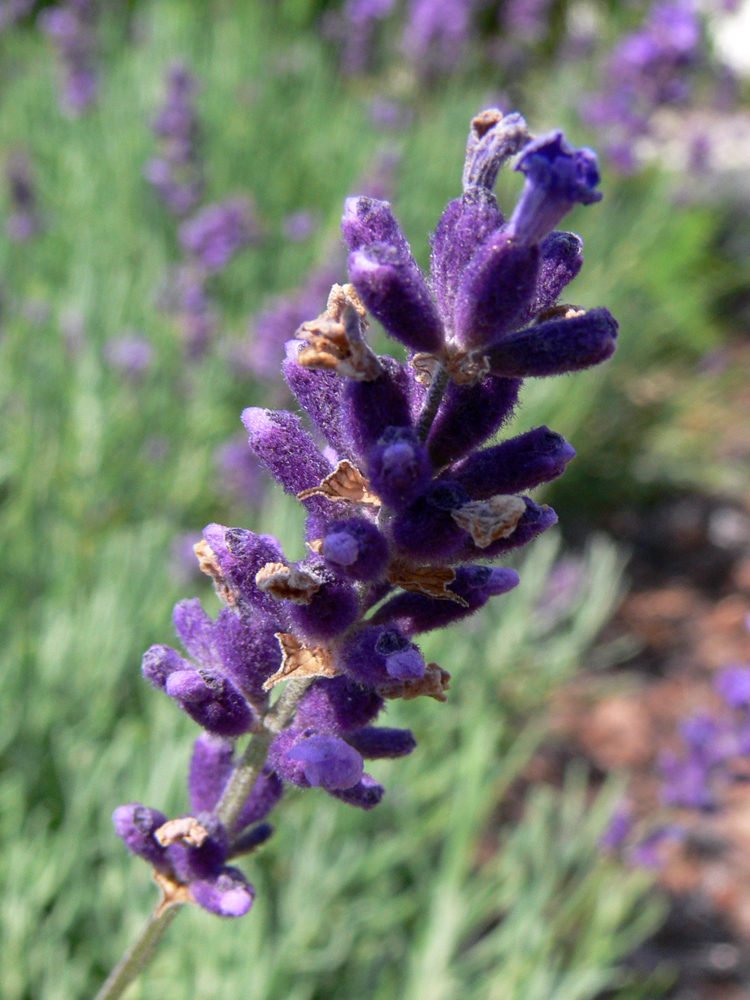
[{"x1": 1, "y1": 0, "x2": 749, "y2": 996}]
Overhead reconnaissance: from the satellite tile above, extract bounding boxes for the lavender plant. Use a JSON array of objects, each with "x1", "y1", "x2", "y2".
[
  {"x1": 98, "y1": 108, "x2": 618, "y2": 999},
  {"x1": 39, "y1": 0, "x2": 98, "y2": 116}
]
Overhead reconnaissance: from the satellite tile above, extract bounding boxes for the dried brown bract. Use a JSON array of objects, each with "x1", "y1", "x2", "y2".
[
  {"x1": 194, "y1": 539, "x2": 238, "y2": 606},
  {"x1": 263, "y1": 633, "x2": 339, "y2": 691},
  {"x1": 379, "y1": 663, "x2": 451, "y2": 702},
  {"x1": 297, "y1": 459, "x2": 381, "y2": 506},
  {"x1": 388, "y1": 561, "x2": 469, "y2": 606},
  {"x1": 451, "y1": 495, "x2": 527, "y2": 548},
  {"x1": 255, "y1": 562, "x2": 322, "y2": 604}
]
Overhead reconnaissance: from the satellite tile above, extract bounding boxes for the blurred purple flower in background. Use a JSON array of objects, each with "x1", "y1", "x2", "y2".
[
  {"x1": 179, "y1": 197, "x2": 260, "y2": 272},
  {"x1": 103, "y1": 335, "x2": 154, "y2": 379},
  {"x1": 582, "y1": 0, "x2": 706, "y2": 171},
  {"x1": 214, "y1": 438, "x2": 268, "y2": 505},
  {"x1": 401, "y1": 0, "x2": 478, "y2": 76},
  {"x1": 145, "y1": 63, "x2": 204, "y2": 215},
  {"x1": 235, "y1": 265, "x2": 339, "y2": 382},
  {"x1": 334, "y1": 0, "x2": 397, "y2": 75},
  {"x1": 40, "y1": 0, "x2": 98, "y2": 116},
  {"x1": 5, "y1": 153, "x2": 40, "y2": 241},
  {"x1": 282, "y1": 210, "x2": 320, "y2": 242},
  {"x1": 502, "y1": 0, "x2": 555, "y2": 43},
  {"x1": 0, "y1": 0, "x2": 34, "y2": 30}
]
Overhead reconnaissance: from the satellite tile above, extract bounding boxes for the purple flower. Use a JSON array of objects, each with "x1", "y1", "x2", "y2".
[
  {"x1": 179, "y1": 197, "x2": 260, "y2": 272},
  {"x1": 283, "y1": 210, "x2": 319, "y2": 242},
  {"x1": 0, "y1": 0, "x2": 34, "y2": 29},
  {"x1": 401, "y1": 0, "x2": 477, "y2": 77},
  {"x1": 288, "y1": 735, "x2": 364, "y2": 789},
  {"x1": 40, "y1": 1, "x2": 98, "y2": 116},
  {"x1": 116, "y1": 109, "x2": 616, "y2": 926},
  {"x1": 716, "y1": 665, "x2": 750, "y2": 708},
  {"x1": 103, "y1": 336, "x2": 154, "y2": 379},
  {"x1": 146, "y1": 63, "x2": 203, "y2": 215},
  {"x1": 214, "y1": 439, "x2": 268, "y2": 505},
  {"x1": 5, "y1": 154, "x2": 40, "y2": 241}
]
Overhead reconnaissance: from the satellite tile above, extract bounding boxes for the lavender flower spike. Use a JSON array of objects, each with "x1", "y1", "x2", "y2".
[{"x1": 108, "y1": 109, "x2": 615, "y2": 986}]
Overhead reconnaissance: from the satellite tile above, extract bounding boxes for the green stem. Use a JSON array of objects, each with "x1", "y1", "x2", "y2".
[
  {"x1": 215, "y1": 676, "x2": 313, "y2": 831},
  {"x1": 96, "y1": 677, "x2": 312, "y2": 1000},
  {"x1": 93, "y1": 901, "x2": 182, "y2": 1000}
]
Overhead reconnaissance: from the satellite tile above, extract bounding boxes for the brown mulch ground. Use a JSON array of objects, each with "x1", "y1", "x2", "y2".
[{"x1": 533, "y1": 491, "x2": 750, "y2": 998}]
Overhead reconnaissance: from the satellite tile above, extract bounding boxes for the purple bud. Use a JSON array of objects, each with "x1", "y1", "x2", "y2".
[
  {"x1": 142, "y1": 644, "x2": 190, "y2": 689},
  {"x1": 716, "y1": 666, "x2": 750, "y2": 708},
  {"x1": 229, "y1": 823, "x2": 274, "y2": 857},
  {"x1": 372, "y1": 565, "x2": 520, "y2": 635},
  {"x1": 204, "y1": 524, "x2": 286, "y2": 616},
  {"x1": 391, "y1": 481, "x2": 471, "y2": 561},
  {"x1": 508, "y1": 132, "x2": 602, "y2": 247},
  {"x1": 235, "y1": 768, "x2": 284, "y2": 832},
  {"x1": 173, "y1": 599, "x2": 216, "y2": 666},
  {"x1": 242, "y1": 408, "x2": 347, "y2": 537},
  {"x1": 462, "y1": 110, "x2": 530, "y2": 191},
  {"x1": 384, "y1": 646, "x2": 425, "y2": 679},
  {"x1": 486, "y1": 309, "x2": 618, "y2": 377},
  {"x1": 328, "y1": 773, "x2": 384, "y2": 809},
  {"x1": 165, "y1": 668, "x2": 254, "y2": 737},
  {"x1": 283, "y1": 342, "x2": 351, "y2": 460},
  {"x1": 167, "y1": 820, "x2": 230, "y2": 882},
  {"x1": 348, "y1": 244, "x2": 444, "y2": 353},
  {"x1": 429, "y1": 188, "x2": 504, "y2": 327},
  {"x1": 341, "y1": 358, "x2": 413, "y2": 461},
  {"x1": 289, "y1": 574, "x2": 359, "y2": 644},
  {"x1": 190, "y1": 867, "x2": 254, "y2": 917},
  {"x1": 456, "y1": 498, "x2": 558, "y2": 561},
  {"x1": 367, "y1": 427, "x2": 432, "y2": 508},
  {"x1": 189, "y1": 733, "x2": 234, "y2": 814},
  {"x1": 213, "y1": 608, "x2": 282, "y2": 703},
  {"x1": 427, "y1": 376, "x2": 521, "y2": 469},
  {"x1": 453, "y1": 234, "x2": 539, "y2": 349},
  {"x1": 295, "y1": 676, "x2": 384, "y2": 734},
  {"x1": 341, "y1": 196, "x2": 413, "y2": 260},
  {"x1": 340, "y1": 625, "x2": 421, "y2": 686},
  {"x1": 527, "y1": 231, "x2": 584, "y2": 319},
  {"x1": 241, "y1": 407, "x2": 333, "y2": 498},
  {"x1": 451, "y1": 427, "x2": 576, "y2": 499},
  {"x1": 288, "y1": 735, "x2": 364, "y2": 789},
  {"x1": 321, "y1": 518, "x2": 389, "y2": 581},
  {"x1": 346, "y1": 726, "x2": 416, "y2": 758},
  {"x1": 112, "y1": 804, "x2": 172, "y2": 873}
]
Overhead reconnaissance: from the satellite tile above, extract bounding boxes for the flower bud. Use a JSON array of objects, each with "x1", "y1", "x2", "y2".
[{"x1": 367, "y1": 427, "x2": 432, "y2": 509}]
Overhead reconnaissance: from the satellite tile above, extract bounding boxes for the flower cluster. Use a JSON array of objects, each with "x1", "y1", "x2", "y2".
[
  {"x1": 40, "y1": 0, "x2": 98, "y2": 116},
  {"x1": 145, "y1": 63, "x2": 204, "y2": 216},
  {"x1": 582, "y1": 0, "x2": 707, "y2": 172},
  {"x1": 114, "y1": 109, "x2": 617, "y2": 919},
  {"x1": 147, "y1": 65, "x2": 261, "y2": 357},
  {"x1": 603, "y1": 664, "x2": 750, "y2": 867}
]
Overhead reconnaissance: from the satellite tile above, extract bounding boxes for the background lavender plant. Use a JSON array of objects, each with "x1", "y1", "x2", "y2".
[{"x1": 1, "y1": 1, "x2": 750, "y2": 997}]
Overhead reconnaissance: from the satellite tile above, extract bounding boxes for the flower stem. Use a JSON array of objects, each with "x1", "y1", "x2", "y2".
[
  {"x1": 93, "y1": 901, "x2": 182, "y2": 1000},
  {"x1": 96, "y1": 677, "x2": 312, "y2": 999},
  {"x1": 216, "y1": 676, "x2": 313, "y2": 833}
]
